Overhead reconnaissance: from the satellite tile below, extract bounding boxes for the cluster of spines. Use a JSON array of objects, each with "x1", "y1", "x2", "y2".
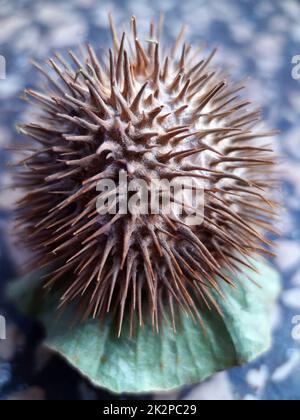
[{"x1": 13, "y1": 15, "x2": 278, "y2": 336}]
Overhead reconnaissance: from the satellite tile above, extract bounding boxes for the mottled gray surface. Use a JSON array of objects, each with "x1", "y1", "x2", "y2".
[{"x1": 0, "y1": 0, "x2": 299, "y2": 400}]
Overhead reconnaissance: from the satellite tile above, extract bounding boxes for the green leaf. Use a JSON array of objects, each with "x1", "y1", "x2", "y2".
[{"x1": 9, "y1": 259, "x2": 280, "y2": 394}]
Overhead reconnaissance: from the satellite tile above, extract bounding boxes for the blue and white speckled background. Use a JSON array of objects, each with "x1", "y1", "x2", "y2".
[{"x1": 0, "y1": 0, "x2": 300, "y2": 400}]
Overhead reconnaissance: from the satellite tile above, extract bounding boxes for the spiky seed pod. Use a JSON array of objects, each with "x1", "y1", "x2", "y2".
[{"x1": 14, "y1": 16, "x2": 277, "y2": 336}]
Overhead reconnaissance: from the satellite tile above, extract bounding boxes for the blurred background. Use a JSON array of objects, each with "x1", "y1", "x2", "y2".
[{"x1": 0, "y1": 0, "x2": 300, "y2": 400}]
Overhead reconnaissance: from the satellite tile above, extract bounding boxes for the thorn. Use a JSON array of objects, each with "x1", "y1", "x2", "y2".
[
  {"x1": 179, "y1": 43, "x2": 186, "y2": 69},
  {"x1": 168, "y1": 72, "x2": 182, "y2": 93},
  {"x1": 157, "y1": 112, "x2": 171, "y2": 124},
  {"x1": 131, "y1": 15, "x2": 138, "y2": 40},
  {"x1": 108, "y1": 12, "x2": 119, "y2": 51},
  {"x1": 135, "y1": 39, "x2": 149, "y2": 71},
  {"x1": 160, "y1": 56, "x2": 169, "y2": 82},
  {"x1": 158, "y1": 127, "x2": 189, "y2": 143},
  {"x1": 86, "y1": 43, "x2": 104, "y2": 83},
  {"x1": 152, "y1": 42, "x2": 160, "y2": 84},
  {"x1": 145, "y1": 93, "x2": 154, "y2": 107},
  {"x1": 195, "y1": 82, "x2": 226, "y2": 113},
  {"x1": 147, "y1": 105, "x2": 164, "y2": 122},
  {"x1": 174, "y1": 79, "x2": 191, "y2": 102},
  {"x1": 130, "y1": 82, "x2": 148, "y2": 113},
  {"x1": 87, "y1": 81, "x2": 112, "y2": 117},
  {"x1": 122, "y1": 50, "x2": 134, "y2": 100},
  {"x1": 171, "y1": 25, "x2": 186, "y2": 57},
  {"x1": 116, "y1": 32, "x2": 125, "y2": 84}
]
